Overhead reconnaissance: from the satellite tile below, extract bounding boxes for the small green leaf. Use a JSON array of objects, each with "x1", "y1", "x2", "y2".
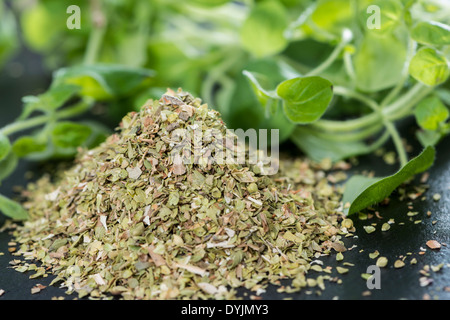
[
  {"x1": 0, "y1": 193, "x2": 28, "y2": 220},
  {"x1": 291, "y1": 126, "x2": 380, "y2": 162},
  {"x1": 241, "y1": 57, "x2": 294, "y2": 115},
  {"x1": 188, "y1": 0, "x2": 229, "y2": 6},
  {"x1": 416, "y1": 129, "x2": 442, "y2": 147},
  {"x1": 242, "y1": 70, "x2": 279, "y2": 113},
  {"x1": 240, "y1": 0, "x2": 288, "y2": 58},
  {"x1": 53, "y1": 64, "x2": 154, "y2": 100},
  {"x1": 411, "y1": 21, "x2": 450, "y2": 46},
  {"x1": 436, "y1": 88, "x2": 450, "y2": 105},
  {"x1": 12, "y1": 136, "x2": 48, "y2": 158},
  {"x1": 311, "y1": 0, "x2": 353, "y2": 37},
  {"x1": 0, "y1": 1, "x2": 18, "y2": 68},
  {"x1": 0, "y1": 132, "x2": 11, "y2": 161},
  {"x1": 409, "y1": 47, "x2": 450, "y2": 86},
  {"x1": 20, "y1": 84, "x2": 80, "y2": 119},
  {"x1": 51, "y1": 122, "x2": 93, "y2": 148},
  {"x1": 353, "y1": 33, "x2": 407, "y2": 92},
  {"x1": 342, "y1": 175, "x2": 381, "y2": 206},
  {"x1": 0, "y1": 151, "x2": 18, "y2": 183},
  {"x1": 343, "y1": 146, "x2": 435, "y2": 215},
  {"x1": 276, "y1": 76, "x2": 333, "y2": 124},
  {"x1": 414, "y1": 96, "x2": 449, "y2": 130},
  {"x1": 225, "y1": 69, "x2": 295, "y2": 144}
]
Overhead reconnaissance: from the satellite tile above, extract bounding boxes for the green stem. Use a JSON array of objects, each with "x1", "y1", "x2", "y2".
[
  {"x1": 302, "y1": 122, "x2": 384, "y2": 142},
  {"x1": 369, "y1": 130, "x2": 391, "y2": 151},
  {"x1": 83, "y1": 24, "x2": 106, "y2": 65},
  {"x1": 311, "y1": 83, "x2": 432, "y2": 133},
  {"x1": 311, "y1": 112, "x2": 379, "y2": 133},
  {"x1": 201, "y1": 47, "x2": 244, "y2": 113},
  {"x1": 334, "y1": 86, "x2": 379, "y2": 112},
  {"x1": 83, "y1": 0, "x2": 107, "y2": 65},
  {"x1": 305, "y1": 31, "x2": 351, "y2": 77},
  {"x1": 335, "y1": 84, "x2": 408, "y2": 166},
  {"x1": 1, "y1": 100, "x2": 93, "y2": 137},
  {"x1": 380, "y1": 39, "x2": 416, "y2": 108},
  {"x1": 343, "y1": 50, "x2": 356, "y2": 82},
  {"x1": 384, "y1": 83, "x2": 433, "y2": 120},
  {"x1": 383, "y1": 120, "x2": 408, "y2": 167}
]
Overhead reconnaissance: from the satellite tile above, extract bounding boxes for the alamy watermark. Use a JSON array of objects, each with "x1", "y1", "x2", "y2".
[
  {"x1": 66, "y1": 5, "x2": 81, "y2": 30},
  {"x1": 168, "y1": 120, "x2": 280, "y2": 176},
  {"x1": 366, "y1": 5, "x2": 381, "y2": 30},
  {"x1": 366, "y1": 265, "x2": 381, "y2": 290}
]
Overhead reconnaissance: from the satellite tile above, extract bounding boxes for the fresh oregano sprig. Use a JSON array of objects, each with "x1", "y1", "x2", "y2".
[{"x1": 242, "y1": 1, "x2": 450, "y2": 215}]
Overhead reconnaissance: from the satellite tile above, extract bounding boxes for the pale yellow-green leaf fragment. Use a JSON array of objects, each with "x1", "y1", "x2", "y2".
[
  {"x1": 376, "y1": 257, "x2": 388, "y2": 268},
  {"x1": 336, "y1": 266, "x2": 349, "y2": 274},
  {"x1": 369, "y1": 250, "x2": 380, "y2": 259},
  {"x1": 394, "y1": 260, "x2": 405, "y2": 268},
  {"x1": 363, "y1": 225, "x2": 376, "y2": 234}
]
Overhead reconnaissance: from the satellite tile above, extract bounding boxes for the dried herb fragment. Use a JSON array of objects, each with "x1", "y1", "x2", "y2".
[
  {"x1": 336, "y1": 267, "x2": 349, "y2": 274},
  {"x1": 376, "y1": 257, "x2": 388, "y2": 268},
  {"x1": 363, "y1": 225, "x2": 376, "y2": 234},
  {"x1": 432, "y1": 193, "x2": 441, "y2": 201},
  {"x1": 369, "y1": 250, "x2": 379, "y2": 259},
  {"x1": 426, "y1": 240, "x2": 441, "y2": 249}
]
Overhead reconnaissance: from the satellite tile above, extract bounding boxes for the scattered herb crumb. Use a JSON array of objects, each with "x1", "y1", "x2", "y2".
[
  {"x1": 376, "y1": 257, "x2": 388, "y2": 268},
  {"x1": 31, "y1": 284, "x2": 46, "y2": 294},
  {"x1": 381, "y1": 223, "x2": 390, "y2": 231},
  {"x1": 336, "y1": 267, "x2": 349, "y2": 274},
  {"x1": 363, "y1": 226, "x2": 376, "y2": 234},
  {"x1": 369, "y1": 250, "x2": 380, "y2": 259},
  {"x1": 426, "y1": 240, "x2": 441, "y2": 250}
]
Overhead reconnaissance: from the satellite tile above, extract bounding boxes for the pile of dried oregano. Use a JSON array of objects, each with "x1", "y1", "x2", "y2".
[{"x1": 10, "y1": 89, "x2": 353, "y2": 299}]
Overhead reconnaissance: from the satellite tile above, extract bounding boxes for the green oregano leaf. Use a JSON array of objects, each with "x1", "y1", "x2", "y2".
[
  {"x1": 0, "y1": 132, "x2": 11, "y2": 161},
  {"x1": 416, "y1": 129, "x2": 442, "y2": 147},
  {"x1": 411, "y1": 21, "x2": 450, "y2": 46},
  {"x1": 290, "y1": 126, "x2": 379, "y2": 162},
  {"x1": 0, "y1": 151, "x2": 18, "y2": 183},
  {"x1": 0, "y1": 193, "x2": 28, "y2": 220},
  {"x1": 409, "y1": 47, "x2": 450, "y2": 86},
  {"x1": 53, "y1": 64, "x2": 154, "y2": 100},
  {"x1": 20, "y1": 83, "x2": 80, "y2": 120},
  {"x1": 353, "y1": 33, "x2": 407, "y2": 92},
  {"x1": 414, "y1": 96, "x2": 449, "y2": 131},
  {"x1": 240, "y1": 0, "x2": 288, "y2": 58},
  {"x1": 242, "y1": 70, "x2": 279, "y2": 114},
  {"x1": 12, "y1": 136, "x2": 48, "y2": 158},
  {"x1": 311, "y1": 0, "x2": 353, "y2": 37},
  {"x1": 276, "y1": 76, "x2": 333, "y2": 124},
  {"x1": 343, "y1": 146, "x2": 435, "y2": 215},
  {"x1": 188, "y1": 0, "x2": 230, "y2": 7},
  {"x1": 51, "y1": 122, "x2": 93, "y2": 148}
]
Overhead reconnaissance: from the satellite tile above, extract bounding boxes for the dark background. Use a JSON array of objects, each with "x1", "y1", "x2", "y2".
[{"x1": 0, "y1": 44, "x2": 449, "y2": 301}]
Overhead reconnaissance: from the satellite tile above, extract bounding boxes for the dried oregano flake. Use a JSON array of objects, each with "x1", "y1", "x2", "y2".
[{"x1": 11, "y1": 89, "x2": 350, "y2": 300}]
